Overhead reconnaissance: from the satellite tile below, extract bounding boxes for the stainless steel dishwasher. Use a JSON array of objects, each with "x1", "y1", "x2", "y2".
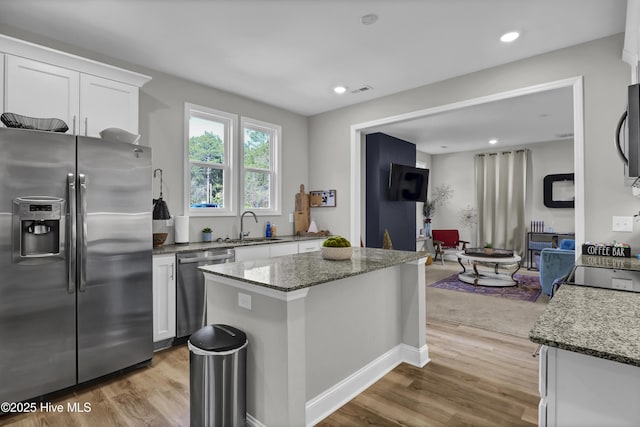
[{"x1": 176, "y1": 248, "x2": 235, "y2": 339}]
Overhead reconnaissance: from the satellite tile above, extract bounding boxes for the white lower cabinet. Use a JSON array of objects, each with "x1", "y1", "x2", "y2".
[
  {"x1": 234, "y1": 239, "x2": 323, "y2": 261},
  {"x1": 234, "y1": 245, "x2": 271, "y2": 262},
  {"x1": 269, "y1": 242, "x2": 299, "y2": 257},
  {"x1": 539, "y1": 345, "x2": 640, "y2": 426},
  {"x1": 152, "y1": 254, "x2": 176, "y2": 343},
  {"x1": 298, "y1": 239, "x2": 322, "y2": 253}
]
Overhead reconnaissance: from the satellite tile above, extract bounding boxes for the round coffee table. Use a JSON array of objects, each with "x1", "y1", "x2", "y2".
[{"x1": 456, "y1": 251, "x2": 522, "y2": 287}]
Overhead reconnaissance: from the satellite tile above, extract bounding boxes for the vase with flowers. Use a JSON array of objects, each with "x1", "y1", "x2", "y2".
[{"x1": 422, "y1": 199, "x2": 436, "y2": 237}]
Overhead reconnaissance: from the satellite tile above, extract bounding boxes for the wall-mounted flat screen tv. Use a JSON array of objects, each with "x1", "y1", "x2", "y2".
[{"x1": 388, "y1": 163, "x2": 429, "y2": 202}]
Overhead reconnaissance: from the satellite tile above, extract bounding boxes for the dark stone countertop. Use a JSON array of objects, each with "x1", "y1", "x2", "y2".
[
  {"x1": 152, "y1": 235, "x2": 324, "y2": 255},
  {"x1": 529, "y1": 255, "x2": 640, "y2": 367}
]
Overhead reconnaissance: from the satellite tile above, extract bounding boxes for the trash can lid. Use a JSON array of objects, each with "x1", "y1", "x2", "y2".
[{"x1": 189, "y1": 324, "x2": 247, "y2": 352}]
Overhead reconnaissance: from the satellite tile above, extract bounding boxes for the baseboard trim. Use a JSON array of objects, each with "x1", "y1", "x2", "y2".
[
  {"x1": 400, "y1": 343, "x2": 430, "y2": 368},
  {"x1": 305, "y1": 343, "x2": 429, "y2": 426}
]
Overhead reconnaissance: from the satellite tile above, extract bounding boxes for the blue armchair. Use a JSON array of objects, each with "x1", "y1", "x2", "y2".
[
  {"x1": 533, "y1": 239, "x2": 576, "y2": 356},
  {"x1": 539, "y1": 239, "x2": 576, "y2": 297}
]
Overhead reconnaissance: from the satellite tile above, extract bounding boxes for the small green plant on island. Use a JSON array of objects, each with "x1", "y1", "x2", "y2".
[
  {"x1": 322, "y1": 236, "x2": 351, "y2": 248},
  {"x1": 202, "y1": 227, "x2": 212, "y2": 233},
  {"x1": 484, "y1": 242, "x2": 493, "y2": 248}
]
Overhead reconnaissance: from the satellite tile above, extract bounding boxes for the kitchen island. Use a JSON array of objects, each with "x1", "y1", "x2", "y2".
[
  {"x1": 529, "y1": 255, "x2": 640, "y2": 427},
  {"x1": 200, "y1": 247, "x2": 428, "y2": 427}
]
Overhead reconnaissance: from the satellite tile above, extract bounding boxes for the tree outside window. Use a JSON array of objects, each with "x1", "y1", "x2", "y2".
[
  {"x1": 241, "y1": 118, "x2": 280, "y2": 213},
  {"x1": 185, "y1": 104, "x2": 236, "y2": 216}
]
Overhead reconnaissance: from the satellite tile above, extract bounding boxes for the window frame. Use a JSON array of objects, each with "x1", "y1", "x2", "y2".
[
  {"x1": 183, "y1": 103, "x2": 238, "y2": 217},
  {"x1": 240, "y1": 117, "x2": 281, "y2": 215}
]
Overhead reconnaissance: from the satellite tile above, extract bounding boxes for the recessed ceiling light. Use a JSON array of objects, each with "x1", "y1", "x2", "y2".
[
  {"x1": 500, "y1": 31, "x2": 520, "y2": 43},
  {"x1": 489, "y1": 139, "x2": 498, "y2": 145},
  {"x1": 361, "y1": 14, "x2": 378, "y2": 25},
  {"x1": 333, "y1": 86, "x2": 347, "y2": 94}
]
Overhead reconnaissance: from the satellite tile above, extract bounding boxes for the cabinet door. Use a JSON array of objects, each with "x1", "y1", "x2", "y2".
[
  {"x1": 269, "y1": 242, "x2": 299, "y2": 257},
  {"x1": 548, "y1": 347, "x2": 640, "y2": 426},
  {"x1": 299, "y1": 240, "x2": 322, "y2": 253},
  {"x1": 235, "y1": 245, "x2": 270, "y2": 262},
  {"x1": 4, "y1": 55, "x2": 79, "y2": 133},
  {"x1": 79, "y1": 74, "x2": 139, "y2": 136},
  {"x1": 0, "y1": 54, "x2": 4, "y2": 114},
  {"x1": 152, "y1": 254, "x2": 176, "y2": 342}
]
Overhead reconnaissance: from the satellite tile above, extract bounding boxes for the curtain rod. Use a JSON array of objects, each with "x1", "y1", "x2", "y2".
[{"x1": 476, "y1": 148, "x2": 528, "y2": 157}]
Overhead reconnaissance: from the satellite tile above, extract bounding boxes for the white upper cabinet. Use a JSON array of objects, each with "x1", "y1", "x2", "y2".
[
  {"x1": 79, "y1": 74, "x2": 139, "y2": 135},
  {"x1": 623, "y1": 0, "x2": 640, "y2": 83},
  {"x1": 0, "y1": 54, "x2": 5, "y2": 118},
  {"x1": 4, "y1": 55, "x2": 80, "y2": 133},
  {"x1": 0, "y1": 34, "x2": 150, "y2": 137}
]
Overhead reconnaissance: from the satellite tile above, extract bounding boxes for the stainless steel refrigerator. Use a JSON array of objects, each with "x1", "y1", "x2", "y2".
[{"x1": 0, "y1": 127, "x2": 153, "y2": 404}]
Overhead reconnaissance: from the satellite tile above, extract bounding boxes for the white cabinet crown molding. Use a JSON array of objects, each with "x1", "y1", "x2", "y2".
[{"x1": 0, "y1": 34, "x2": 151, "y2": 87}]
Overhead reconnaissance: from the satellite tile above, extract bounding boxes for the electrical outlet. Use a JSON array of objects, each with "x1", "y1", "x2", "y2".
[
  {"x1": 611, "y1": 278, "x2": 633, "y2": 291},
  {"x1": 238, "y1": 293, "x2": 251, "y2": 310},
  {"x1": 612, "y1": 216, "x2": 634, "y2": 232},
  {"x1": 289, "y1": 213, "x2": 294, "y2": 223}
]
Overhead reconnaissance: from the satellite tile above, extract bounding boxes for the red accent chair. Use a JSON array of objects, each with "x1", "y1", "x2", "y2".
[{"x1": 432, "y1": 229, "x2": 469, "y2": 264}]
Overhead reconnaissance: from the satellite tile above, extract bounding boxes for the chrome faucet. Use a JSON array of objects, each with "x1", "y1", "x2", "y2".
[{"x1": 240, "y1": 211, "x2": 258, "y2": 240}]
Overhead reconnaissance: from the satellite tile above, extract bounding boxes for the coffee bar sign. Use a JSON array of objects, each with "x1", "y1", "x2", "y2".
[{"x1": 582, "y1": 244, "x2": 631, "y2": 258}]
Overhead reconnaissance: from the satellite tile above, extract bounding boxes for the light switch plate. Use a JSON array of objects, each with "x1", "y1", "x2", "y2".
[
  {"x1": 612, "y1": 216, "x2": 633, "y2": 232},
  {"x1": 238, "y1": 292, "x2": 251, "y2": 310}
]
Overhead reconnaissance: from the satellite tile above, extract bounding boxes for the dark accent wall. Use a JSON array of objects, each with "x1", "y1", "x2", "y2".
[{"x1": 365, "y1": 133, "x2": 416, "y2": 251}]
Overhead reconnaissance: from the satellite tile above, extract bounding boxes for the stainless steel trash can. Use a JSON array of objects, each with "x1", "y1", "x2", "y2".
[{"x1": 188, "y1": 324, "x2": 248, "y2": 427}]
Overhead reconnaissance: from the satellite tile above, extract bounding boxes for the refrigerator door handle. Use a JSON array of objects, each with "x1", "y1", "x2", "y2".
[
  {"x1": 68, "y1": 173, "x2": 77, "y2": 294},
  {"x1": 79, "y1": 174, "x2": 88, "y2": 292}
]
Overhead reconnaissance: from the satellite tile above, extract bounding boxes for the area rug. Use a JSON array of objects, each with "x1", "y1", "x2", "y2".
[{"x1": 429, "y1": 273, "x2": 542, "y2": 302}]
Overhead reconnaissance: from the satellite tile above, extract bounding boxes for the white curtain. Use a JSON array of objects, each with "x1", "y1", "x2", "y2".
[{"x1": 475, "y1": 149, "x2": 528, "y2": 256}]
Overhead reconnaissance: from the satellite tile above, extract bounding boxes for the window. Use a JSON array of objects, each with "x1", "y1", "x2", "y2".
[
  {"x1": 241, "y1": 117, "x2": 281, "y2": 214},
  {"x1": 184, "y1": 103, "x2": 237, "y2": 216}
]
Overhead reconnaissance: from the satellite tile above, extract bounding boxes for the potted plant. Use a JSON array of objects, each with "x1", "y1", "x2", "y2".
[
  {"x1": 202, "y1": 227, "x2": 213, "y2": 242},
  {"x1": 321, "y1": 235, "x2": 353, "y2": 260},
  {"x1": 484, "y1": 242, "x2": 493, "y2": 255}
]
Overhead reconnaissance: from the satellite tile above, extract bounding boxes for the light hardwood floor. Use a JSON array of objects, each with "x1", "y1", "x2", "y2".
[
  {"x1": 318, "y1": 320, "x2": 539, "y2": 427},
  {"x1": 1, "y1": 319, "x2": 539, "y2": 427}
]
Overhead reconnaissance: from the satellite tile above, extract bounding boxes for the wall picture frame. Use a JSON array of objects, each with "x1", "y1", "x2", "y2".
[
  {"x1": 309, "y1": 190, "x2": 337, "y2": 207},
  {"x1": 543, "y1": 173, "x2": 575, "y2": 208}
]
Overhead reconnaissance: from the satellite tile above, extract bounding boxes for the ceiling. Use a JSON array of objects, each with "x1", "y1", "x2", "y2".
[
  {"x1": 0, "y1": 0, "x2": 627, "y2": 118},
  {"x1": 366, "y1": 86, "x2": 575, "y2": 154}
]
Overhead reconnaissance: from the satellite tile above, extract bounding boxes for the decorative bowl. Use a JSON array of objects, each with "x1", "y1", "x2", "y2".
[
  {"x1": 1, "y1": 112, "x2": 69, "y2": 132},
  {"x1": 153, "y1": 233, "x2": 168, "y2": 247},
  {"x1": 321, "y1": 246, "x2": 353, "y2": 260},
  {"x1": 99, "y1": 127, "x2": 141, "y2": 145}
]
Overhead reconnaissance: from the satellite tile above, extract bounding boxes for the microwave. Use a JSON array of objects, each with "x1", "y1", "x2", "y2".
[{"x1": 616, "y1": 83, "x2": 640, "y2": 186}]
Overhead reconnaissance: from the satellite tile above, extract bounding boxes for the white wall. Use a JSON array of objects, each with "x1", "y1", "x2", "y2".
[
  {"x1": 416, "y1": 150, "x2": 432, "y2": 235},
  {"x1": 429, "y1": 139, "x2": 574, "y2": 246},
  {"x1": 0, "y1": 25, "x2": 310, "y2": 244},
  {"x1": 309, "y1": 34, "x2": 640, "y2": 248}
]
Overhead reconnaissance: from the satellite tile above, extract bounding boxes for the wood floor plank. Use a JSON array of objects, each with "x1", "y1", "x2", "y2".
[{"x1": 1, "y1": 321, "x2": 540, "y2": 427}]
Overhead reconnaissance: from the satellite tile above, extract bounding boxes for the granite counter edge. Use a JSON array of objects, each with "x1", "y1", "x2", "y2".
[{"x1": 201, "y1": 252, "x2": 426, "y2": 293}]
